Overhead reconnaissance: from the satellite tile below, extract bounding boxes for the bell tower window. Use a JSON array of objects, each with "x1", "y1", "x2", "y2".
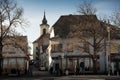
[{"x1": 43, "y1": 28, "x2": 46, "y2": 35}]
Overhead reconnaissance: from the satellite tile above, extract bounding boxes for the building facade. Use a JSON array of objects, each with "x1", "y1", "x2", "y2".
[
  {"x1": 48, "y1": 15, "x2": 120, "y2": 75},
  {"x1": 33, "y1": 14, "x2": 120, "y2": 75},
  {"x1": 2, "y1": 36, "x2": 29, "y2": 75}
]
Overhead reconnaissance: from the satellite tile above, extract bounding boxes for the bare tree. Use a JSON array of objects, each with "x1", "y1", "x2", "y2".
[
  {"x1": 77, "y1": 0, "x2": 97, "y2": 15},
  {"x1": 0, "y1": 0, "x2": 25, "y2": 75},
  {"x1": 83, "y1": 22, "x2": 106, "y2": 73},
  {"x1": 111, "y1": 8, "x2": 120, "y2": 27},
  {"x1": 70, "y1": 16, "x2": 108, "y2": 73}
]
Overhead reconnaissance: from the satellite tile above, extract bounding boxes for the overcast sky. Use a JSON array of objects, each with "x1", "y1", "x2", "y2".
[{"x1": 16, "y1": 0, "x2": 120, "y2": 54}]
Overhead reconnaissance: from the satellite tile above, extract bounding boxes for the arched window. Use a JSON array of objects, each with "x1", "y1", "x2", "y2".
[{"x1": 43, "y1": 28, "x2": 46, "y2": 35}]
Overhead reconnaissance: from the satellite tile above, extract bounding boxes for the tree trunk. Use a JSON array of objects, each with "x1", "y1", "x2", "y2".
[
  {"x1": 0, "y1": 42, "x2": 3, "y2": 75},
  {"x1": 92, "y1": 56, "x2": 98, "y2": 74}
]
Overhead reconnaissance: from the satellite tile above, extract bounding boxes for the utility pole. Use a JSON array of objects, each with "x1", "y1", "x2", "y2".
[{"x1": 107, "y1": 21, "x2": 111, "y2": 76}]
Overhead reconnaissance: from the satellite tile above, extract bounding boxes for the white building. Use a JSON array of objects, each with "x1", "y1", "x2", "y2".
[
  {"x1": 48, "y1": 15, "x2": 120, "y2": 75},
  {"x1": 2, "y1": 36, "x2": 29, "y2": 75}
]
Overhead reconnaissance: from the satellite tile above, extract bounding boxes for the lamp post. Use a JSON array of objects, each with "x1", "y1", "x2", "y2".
[
  {"x1": 61, "y1": 52, "x2": 64, "y2": 75},
  {"x1": 107, "y1": 26, "x2": 111, "y2": 76}
]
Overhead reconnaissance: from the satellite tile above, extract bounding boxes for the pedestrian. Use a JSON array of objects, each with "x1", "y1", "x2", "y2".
[
  {"x1": 111, "y1": 63, "x2": 114, "y2": 75},
  {"x1": 76, "y1": 65, "x2": 79, "y2": 75},
  {"x1": 80, "y1": 62, "x2": 85, "y2": 74},
  {"x1": 49, "y1": 67, "x2": 53, "y2": 74},
  {"x1": 28, "y1": 61, "x2": 33, "y2": 77}
]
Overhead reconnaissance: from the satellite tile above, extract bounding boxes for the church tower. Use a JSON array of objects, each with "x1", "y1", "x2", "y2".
[{"x1": 40, "y1": 11, "x2": 49, "y2": 35}]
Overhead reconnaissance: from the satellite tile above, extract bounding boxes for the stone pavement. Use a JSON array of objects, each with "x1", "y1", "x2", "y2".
[
  {"x1": 57, "y1": 75, "x2": 120, "y2": 80},
  {"x1": 33, "y1": 70, "x2": 52, "y2": 77},
  {"x1": 0, "y1": 67, "x2": 120, "y2": 80},
  {"x1": 0, "y1": 74, "x2": 120, "y2": 80},
  {"x1": 31, "y1": 70, "x2": 120, "y2": 80},
  {"x1": 31, "y1": 68, "x2": 120, "y2": 80}
]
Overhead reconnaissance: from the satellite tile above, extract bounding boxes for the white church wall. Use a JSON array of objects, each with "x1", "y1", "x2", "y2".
[{"x1": 33, "y1": 43, "x2": 38, "y2": 60}]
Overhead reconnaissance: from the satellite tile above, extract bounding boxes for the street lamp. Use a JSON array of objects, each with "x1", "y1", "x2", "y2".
[
  {"x1": 107, "y1": 24, "x2": 111, "y2": 76},
  {"x1": 61, "y1": 52, "x2": 64, "y2": 75}
]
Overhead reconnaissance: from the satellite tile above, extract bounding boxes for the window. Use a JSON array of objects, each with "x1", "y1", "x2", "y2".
[
  {"x1": 118, "y1": 45, "x2": 120, "y2": 53},
  {"x1": 36, "y1": 47, "x2": 38, "y2": 50},
  {"x1": 9, "y1": 52, "x2": 15, "y2": 54},
  {"x1": 36, "y1": 57, "x2": 39, "y2": 60},
  {"x1": 58, "y1": 44, "x2": 62, "y2": 52},
  {"x1": 51, "y1": 44, "x2": 62, "y2": 52},
  {"x1": 36, "y1": 52, "x2": 39, "y2": 55},
  {"x1": 43, "y1": 28, "x2": 46, "y2": 35},
  {"x1": 36, "y1": 47, "x2": 39, "y2": 54},
  {"x1": 67, "y1": 43, "x2": 73, "y2": 52},
  {"x1": 42, "y1": 45, "x2": 48, "y2": 53},
  {"x1": 83, "y1": 42, "x2": 89, "y2": 53}
]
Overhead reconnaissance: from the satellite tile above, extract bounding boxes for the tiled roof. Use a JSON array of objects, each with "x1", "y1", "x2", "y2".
[
  {"x1": 52, "y1": 14, "x2": 120, "y2": 39},
  {"x1": 3, "y1": 36, "x2": 28, "y2": 54},
  {"x1": 52, "y1": 15, "x2": 98, "y2": 38}
]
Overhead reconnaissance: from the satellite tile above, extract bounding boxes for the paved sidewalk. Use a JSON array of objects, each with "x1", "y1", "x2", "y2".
[
  {"x1": 0, "y1": 75, "x2": 120, "y2": 80},
  {"x1": 0, "y1": 66, "x2": 120, "y2": 80},
  {"x1": 44, "y1": 75, "x2": 119, "y2": 80},
  {"x1": 33, "y1": 70, "x2": 51, "y2": 77},
  {"x1": 32, "y1": 70, "x2": 120, "y2": 80},
  {"x1": 0, "y1": 73, "x2": 120, "y2": 80}
]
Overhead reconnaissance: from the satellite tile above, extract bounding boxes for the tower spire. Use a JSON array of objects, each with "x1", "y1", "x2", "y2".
[
  {"x1": 42, "y1": 10, "x2": 47, "y2": 24},
  {"x1": 44, "y1": 10, "x2": 45, "y2": 18}
]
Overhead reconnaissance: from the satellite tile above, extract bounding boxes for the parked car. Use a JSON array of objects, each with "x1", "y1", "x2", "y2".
[{"x1": 39, "y1": 66, "x2": 46, "y2": 71}]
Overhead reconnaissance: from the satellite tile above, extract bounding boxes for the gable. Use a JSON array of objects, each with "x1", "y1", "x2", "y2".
[{"x1": 33, "y1": 34, "x2": 50, "y2": 46}]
